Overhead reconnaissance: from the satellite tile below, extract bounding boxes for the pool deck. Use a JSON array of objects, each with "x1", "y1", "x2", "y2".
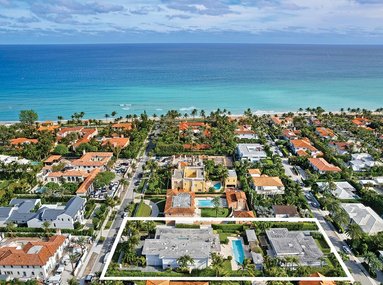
[{"x1": 221, "y1": 236, "x2": 251, "y2": 271}]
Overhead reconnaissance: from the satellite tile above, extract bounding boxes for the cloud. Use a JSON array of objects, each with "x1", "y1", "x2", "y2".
[{"x1": 0, "y1": 0, "x2": 383, "y2": 43}]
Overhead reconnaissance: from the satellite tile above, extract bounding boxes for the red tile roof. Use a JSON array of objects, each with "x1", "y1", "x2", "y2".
[
  {"x1": 10, "y1": 138, "x2": 38, "y2": 145},
  {"x1": 76, "y1": 169, "x2": 100, "y2": 195},
  {"x1": 0, "y1": 235, "x2": 66, "y2": 267},
  {"x1": 308, "y1": 158, "x2": 341, "y2": 173},
  {"x1": 112, "y1": 122, "x2": 133, "y2": 130},
  {"x1": 72, "y1": 152, "x2": 113, "y2": 167},
  {"x1": 316, "y1": 127, "x2": 335, "y2": 138},
  {"x1": 101, "y1": 137, "x2": 130, "y2": 148},
  {"x1": 183, "y1": 144, "x2": 211, "y2": 150},
  {"x1": 44, "y1": 155, "x2": 62, "y2": 164},
  {"x1": 164, "y1": 189, "x2": 195, "y2": 216}
]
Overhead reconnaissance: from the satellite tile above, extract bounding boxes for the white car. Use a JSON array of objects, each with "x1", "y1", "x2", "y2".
[{"x1": 342, "y1": 245, "x2": 352, "y2": 255}]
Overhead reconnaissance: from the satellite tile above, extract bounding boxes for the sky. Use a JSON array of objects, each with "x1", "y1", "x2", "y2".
[{"x1": 0, "y1": 0, "x2": 383, "y2": 44}]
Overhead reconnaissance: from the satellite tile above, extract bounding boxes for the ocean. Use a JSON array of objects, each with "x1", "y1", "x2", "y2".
[{"x1": 0, "y1": 43, "x2": 382, "y2": 121}]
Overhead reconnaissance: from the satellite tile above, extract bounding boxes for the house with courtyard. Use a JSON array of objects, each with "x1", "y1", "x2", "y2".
[
  {"x1": 266, "y1": 228, "x2": 324, "y2": 267},
  {"x1": 171, "y1": 162, "x2": 206, "y2": 192},
  {"x1": 164, "y1": 189, "x2": 196, "y2": 218},
  {"x1": 72, "y1": 152, "x2": 113, "y2": 172},
  {"x1": 142, "y1": 226, "x2": 221, "y2": 270}
]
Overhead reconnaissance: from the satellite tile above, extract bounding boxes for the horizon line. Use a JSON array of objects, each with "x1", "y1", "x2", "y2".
[{"x1": 1, "y1": 42, "x2": 383, "y2": 46}]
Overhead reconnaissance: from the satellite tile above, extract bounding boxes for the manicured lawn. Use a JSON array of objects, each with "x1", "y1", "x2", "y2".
[
  {"x1": 135, "y1": 202, "x2": 152, "y2": 217},
  {"x1": 201, "y1": 207, "x2": 230, "y2": 217},
  {"x1": 218, "y1": 232, "x2": 234, "y2": 244}
]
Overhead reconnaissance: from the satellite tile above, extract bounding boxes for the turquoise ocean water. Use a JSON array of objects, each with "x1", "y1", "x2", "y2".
[{"x1": 0, "y1": 44, "x2": 382, "y2": 121}]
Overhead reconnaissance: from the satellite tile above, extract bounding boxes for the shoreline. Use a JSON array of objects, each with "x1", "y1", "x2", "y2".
[{"x1": 0, "y1": 109, "x2": 380, "y2": 126}]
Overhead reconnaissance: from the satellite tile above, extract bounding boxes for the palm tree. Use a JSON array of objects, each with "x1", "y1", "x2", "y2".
[
  {"x1": 42, "y1": 221, "x2": 51, "y2": 237},
  {"x1": 346, "y1": 223, "x2": 364, "y2": 240},
  {"x1": 211, "y1": 252, "x2": 224, "y2": 276},
  {"x1": 191, "y1": 108, "x2": 198, "y2": 118},
  {"x1": 6, "y1": 222, "x2": 16, "y2": 238},
  {"x1": 69, "y1": 253, "x2": 79, "y2": 275},
  {"x1": 104, "y1": 113, "x2": 110, "y2": 122},
  {"x1": 68, "y1": 277, "x2": 79, "y2": 285},
  {"x1": 364, "y1": 252, "x2": 383, "y2": 275},
  {"x1": 212, "y1": 196, "x2": 221, "y2": 217},
  {"x1": 177, "y1": 255, "x2": 195, "y2": 273}
]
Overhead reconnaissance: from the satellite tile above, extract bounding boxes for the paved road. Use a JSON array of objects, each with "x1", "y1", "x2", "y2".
[
  {"x1": 281, "y1": 157, "x2": 378, "y2": 285},
  {"x1": 78, "y1": 126, "x2": 155, "y2": 280}
]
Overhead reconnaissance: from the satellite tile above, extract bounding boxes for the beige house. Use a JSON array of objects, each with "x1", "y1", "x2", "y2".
[{"x1": 171, "y1": 164, "x2": 206, "y2": 192}]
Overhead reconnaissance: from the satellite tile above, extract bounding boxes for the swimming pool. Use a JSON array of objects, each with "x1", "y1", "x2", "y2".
[
  {"x1": 213, "y1": 182, "x2": 222, "y2": 190},
  {"x1": 232, "y1": 239, "x2": 245, "y2": 264},
  {"x1": 196, "y1": 198, "x2": 215, "y2": 207}
]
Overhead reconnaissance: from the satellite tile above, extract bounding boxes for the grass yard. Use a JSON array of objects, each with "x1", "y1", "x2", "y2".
[
  {"x1": 201, "y1": 207, "x2": 230, "y2": 217},
  {"x1": 135, "y1": 202, "x2": 152, "y2": 217}
]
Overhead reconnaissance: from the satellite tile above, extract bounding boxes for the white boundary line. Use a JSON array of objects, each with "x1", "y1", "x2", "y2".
[{"x1": 100, "y1": 217, "x2": 354, "y2": 282}]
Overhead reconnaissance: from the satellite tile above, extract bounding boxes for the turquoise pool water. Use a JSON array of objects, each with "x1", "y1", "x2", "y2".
[
  {"x1": 197, "y1": 199, "x2": 214, "y2": 207},
  {"x1": 232, "y1": 240, "x2": 245, "y2": 264},
  {"x1": 213, "y1": 182, "x2": 222, "y2": 190}
]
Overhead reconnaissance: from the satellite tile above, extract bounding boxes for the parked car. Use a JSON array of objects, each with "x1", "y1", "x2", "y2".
[{"x1": 342, "y1": 245, "x2": 352, "y2": 255}]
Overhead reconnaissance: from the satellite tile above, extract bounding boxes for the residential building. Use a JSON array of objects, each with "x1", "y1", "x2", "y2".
[
  {"x1": 250, "y1": 176, "x2": 285, "y2": 195},
  {"x1": 350, "y1": 153, "x2": 377, "y2": 172},
  {"x1": 112, "y1": 122, "x2": 133, "y2": 131},
  {"x1": 10, "y1": 138, "x2": 38, "y2": 146},
  {"x1": 72, "y1": 152, "x2": 113, "y2": 171},
  {"x1": 266, "y1": 228, "x2": 324, "y2": 266},
  {"x1": 328, "y1": 141, "x2": 350, "y2": 155},
  {"x1": 142, "y1": 226, "x2": 221, "y2": 269},
  {"x1": 75, "y1": 169, "x2": 100, "y2": 196},
  {"x1": 101, "y1": 137, "x2": 130, "y2": 149},
  {"x1": 248, "y1": 169, "x2": 262, "y2": 177},
  {"x1": 308, "y1": 158, "x2": 341, "y2": 174},
  {"x1": 282, "y1": 129, "x2": 301, "y2": 140},
  {"x1": 272, "y1": 205, "x2": 299, "y2": 218},
  {"x1": 236, "y1": 144, "x2": 267, "y2": 162},
  {"x1": 179, "y1": 121, "x2": 210, "y2": 137},
  {"x1": 316, "y1": 181, "x2": 357, "y2": 200},
  {"x1": 0, "y1": 155, "x2": 30, "y2": 165},
  {"x1": 171, "y1": 163, "x2": 206, "y2": 192},
  {"x1": 43, "y1": 155, "x2": 62, "y2": 166},
  {"x1": 341, "y1": 203, "x2": 383, "y2": 235},
  {"x1": 0, "y1": 235, "x2": 67, "y2": 280},
  {"x1": 27, "y1": 196, "x2": 86, "y2": 229},
  {"x1": 46, "y1": 170, "x2": 89, "y2": 183},
  {"x1": 57, "y1": 127, "x2": 98, "y2": 149},
  {"x1": 224, "y1": 169, "x2": 237, "y2": 188},
  {"x1": 234, "y1": 125, "x2": 258, "y2": 139},
  {"x1": 315, "y1": 127, "x2": 336, "y2": 140},
  {"x1": 352, "y1": 117, "x2": 373, "y2": 130},
  {"x1": 290, "y1": 138, "x2": 322, "y2": 157},
  {"x1": 0, "y1": 197, "x2": 86, "y2": 229},
  {"x1": 226, "y1": 189, "x2": 251, "y2": 213},
  {"x1": 164, "y1": 189, "x2": 195, "y2": 218},
  {"x1": 271, "y1": 116, "x2": 293, "y2": 128}
]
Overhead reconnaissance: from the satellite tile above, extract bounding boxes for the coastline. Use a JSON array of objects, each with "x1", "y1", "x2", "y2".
[{"x1": 1, "y1": 109, "x2": 379, "y2": 126}]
